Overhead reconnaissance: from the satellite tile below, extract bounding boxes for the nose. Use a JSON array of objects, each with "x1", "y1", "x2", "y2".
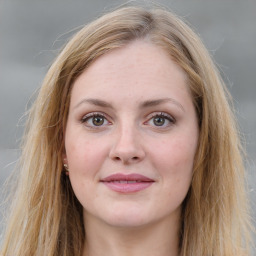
[{"x1": 109, "y1": 124, "x2": 145, "y2": 165}]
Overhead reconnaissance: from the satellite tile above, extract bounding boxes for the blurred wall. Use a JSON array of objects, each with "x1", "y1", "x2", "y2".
[{"x1": 0, "y1": 0, "x2": 255, "y2": 249}]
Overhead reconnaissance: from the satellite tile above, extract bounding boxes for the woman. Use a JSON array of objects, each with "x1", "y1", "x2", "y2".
[{"x1": 1, "y1": 5, "x2": 252, "y2": 256}]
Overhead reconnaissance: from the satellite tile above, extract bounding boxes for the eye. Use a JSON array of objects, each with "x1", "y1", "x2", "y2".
[
  {"x1": 81, "y1": 113, "x2": 111, "y2": 127},
  {"x1": 153, "y1": 116, "x2": 166, "y2": 126},
  {"x1": 145, "y1": 112, "x2": 175, "y2": 128}
]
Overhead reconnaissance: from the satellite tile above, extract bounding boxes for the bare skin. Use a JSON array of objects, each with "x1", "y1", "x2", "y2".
[
  {"x1": 83, "y1": 210, "x2": 180, "y2": 256},
  {"x1": 64, "y1": 40, "x2": 198, "y2": 256}
]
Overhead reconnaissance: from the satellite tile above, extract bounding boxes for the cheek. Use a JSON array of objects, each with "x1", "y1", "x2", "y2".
[
  {"x1": 65, "y1": 135, "x2": 108, "y2": 176},
  {"x1": 155, "y1": 135, "x2": 197, "y2": 173},
  {"x1": 65, "y1": 138, "x2": 108, "y2": 203},
  {"x1": 143, "y1": 135, "x2": 197, "y2": 218},
  {"x1": 150, "y1": 133, "x2": 197, "y2": 200}
]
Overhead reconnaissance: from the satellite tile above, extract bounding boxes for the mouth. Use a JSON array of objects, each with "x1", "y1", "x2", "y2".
[{"x1": 100, "y1": 173, "x2": 155, "y2": 193}]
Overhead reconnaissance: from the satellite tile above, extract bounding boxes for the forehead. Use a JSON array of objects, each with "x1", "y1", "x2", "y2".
[
  {"x1": 81, "y1": 40, "x2": 185, "y2": 82},
  {"x1": 70, "y1": 40, "x2": 190, "y2": 108}
]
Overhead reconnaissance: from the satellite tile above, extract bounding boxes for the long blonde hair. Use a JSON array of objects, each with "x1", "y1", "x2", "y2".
[{"x1": 1, "y1": 5, "x2": 252, "y2": 256}]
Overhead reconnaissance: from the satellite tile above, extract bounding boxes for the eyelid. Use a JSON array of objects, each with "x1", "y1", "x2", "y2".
[
  {"x1": 80, "y1": 111, "x2": 175, "y2": 128},
  {"x1": 81, "y1": 112, "x2": 106, "y2": 121},
  {"x1": 144, "y1": 112, "x2": 176, "y2": 127},
  {"x1": 147, "y1": 112, "x2": 175, "y2": 121},
  {"x1": 81, "y1": 112, "x2": 112, "y2": 127}
]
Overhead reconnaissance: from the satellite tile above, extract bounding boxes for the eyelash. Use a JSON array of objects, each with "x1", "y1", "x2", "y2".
[
  {"x1": 81, "y1": 112, "x2": 111, "y2": 128},
  {"x1": 81, "y1": 112, "x2": 175, "y2": 128},
  {"x1": 145, "y1": 112, "x2": 175, "y2": 128}
]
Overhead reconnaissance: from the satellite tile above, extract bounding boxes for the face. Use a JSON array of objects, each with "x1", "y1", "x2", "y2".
[{"x1": 64, "y1": 40, "x2": 199, "y2": 229}]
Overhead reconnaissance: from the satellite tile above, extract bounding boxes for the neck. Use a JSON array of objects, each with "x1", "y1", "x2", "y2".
[{"x1": 82, "y1": 213, "x2": 180, "y2": 256}]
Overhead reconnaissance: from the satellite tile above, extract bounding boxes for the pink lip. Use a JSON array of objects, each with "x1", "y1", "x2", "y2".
[{"x1": 100, "y1": 173, "x2": 155, "y2": 193}]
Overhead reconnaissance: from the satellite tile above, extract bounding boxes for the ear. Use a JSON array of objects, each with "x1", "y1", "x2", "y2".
[
  {"x1": 62, "y1": 153, "x2": 70, "y2": 175},
  {"x1": 62, "y1": 126, "x2": 69, "y2": 173},
  {"x1": 62, "y1": 153, "x2": 68, "y2": 165},
  {"x1": 62, "y1": 136, "x2": 68, "y2": 163}
]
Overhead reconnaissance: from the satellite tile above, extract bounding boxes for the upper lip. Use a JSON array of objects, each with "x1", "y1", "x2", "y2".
[{"x1": 100, "y1": 173, "x2": 154, "y2": 182}]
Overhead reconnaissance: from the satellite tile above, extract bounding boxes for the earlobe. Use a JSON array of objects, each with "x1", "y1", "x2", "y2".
[
  {"x1": 62, "y1": 154, "x2": 69, "y2": 175},
  {"x1": 62, "y1": 147, "x2": 68, "y2": 162},
  {"x1": 63, "y1": 163, "x2": 69, "y2": 175},
  {"x1": 63, "y1": 163, "x2": 69, "y2": 176}
]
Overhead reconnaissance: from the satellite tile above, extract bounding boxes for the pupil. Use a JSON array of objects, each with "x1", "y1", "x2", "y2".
[
  {"x1": 93, "y1": 116, "x2": 104, "y2": 126},
  {"x1": 154, "y1": 116, "x2": 165, "y2": 126}
]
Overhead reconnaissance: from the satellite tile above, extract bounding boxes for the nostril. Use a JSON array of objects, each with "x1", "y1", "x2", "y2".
[{"x1": 112, "y1": 155, "x2": 140, "y2": 162}]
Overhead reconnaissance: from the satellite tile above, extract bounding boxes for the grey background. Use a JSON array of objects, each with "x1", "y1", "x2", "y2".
[{"x1": 0, "y1": 0, "x2": 255, "y2": 250}]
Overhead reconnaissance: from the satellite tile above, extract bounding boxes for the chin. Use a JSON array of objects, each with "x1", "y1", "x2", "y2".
[{"x1": 101, "y1": 208, "x2": 151, "y2": 228}]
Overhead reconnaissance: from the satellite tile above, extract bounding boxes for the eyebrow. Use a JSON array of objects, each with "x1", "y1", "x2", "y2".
[
  {"x1": 140, "y1": 98, "x2": 185, "y2": 112},
  {"x1": 74, "y1": 97, "x2": 184, "y2": 112},
  {"x1": 74, "y1": 98, "x2": 113, "y2": 109}
]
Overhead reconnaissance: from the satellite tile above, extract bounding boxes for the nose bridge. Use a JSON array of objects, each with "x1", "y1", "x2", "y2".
[
  {"x1": 109, "y1": 117, "x2": 145, "y2": 163},
  {"x1": 119, "y1": 118, "x2": 136, "y2": 143}
]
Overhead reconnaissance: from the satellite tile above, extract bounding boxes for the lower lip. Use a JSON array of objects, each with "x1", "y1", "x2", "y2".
[{"x1": 102, "y1": 181, "x2": 153, "y2": 193}]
